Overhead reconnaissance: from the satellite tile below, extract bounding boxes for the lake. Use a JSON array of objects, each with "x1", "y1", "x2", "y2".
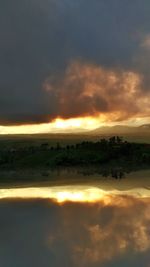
[{"x1": 0, "y1": 169, "x2": 150, "y2": 267}]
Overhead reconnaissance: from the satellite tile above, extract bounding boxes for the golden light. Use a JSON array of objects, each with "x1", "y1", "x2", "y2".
[
  {"x1": 0, "y1": 60, "x2": 149, "y2": 135},
  {"x1": 53, "y1": 117, "x2": 105, "y2": 130},
  {"x1": 0, "y1": 186, "x2": 107, "y2": 203},
  {"x1": 0, "y1": 185, "x2": 150, "y2": 203},
  {"x1": 0, "y1": 116, "x2": 106, "y2": 135},
  {"x1": 0, "y1": 115, "x2": 149, "y2": 135}
]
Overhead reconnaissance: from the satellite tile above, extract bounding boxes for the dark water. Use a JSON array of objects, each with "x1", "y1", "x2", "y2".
[{"x1": 0, "y1": 170, "x2": 150, "y2": 267}]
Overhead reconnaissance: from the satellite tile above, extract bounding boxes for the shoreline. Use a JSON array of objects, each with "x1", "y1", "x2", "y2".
[{"x1": 0, "y1": 168, "x2": 149, "y2": 189}]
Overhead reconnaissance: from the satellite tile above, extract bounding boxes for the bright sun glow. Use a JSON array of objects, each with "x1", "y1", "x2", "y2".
[
  {"x1": 0, "y1": 116, "x2": 105, "y2": 135},
  {"x1": 53, "y1": 117, "x2": 104, "y2": 130},
  {"x1": 0, "y1": 186, "x2": 107, "y2": 203},
  {"x1": 0, "y1": 115, "x2": 149, "y2": 135},
  {"x1": 0, "y1": 185, "x2": 150, "y2": 203}
]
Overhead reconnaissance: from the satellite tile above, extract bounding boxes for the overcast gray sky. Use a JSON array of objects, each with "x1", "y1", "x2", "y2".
[{"x1": 0, "y1": 0, "x2": 150, "y2": 125}]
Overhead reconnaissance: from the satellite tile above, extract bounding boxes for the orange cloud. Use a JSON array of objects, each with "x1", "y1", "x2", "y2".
[{"x1": 44, "y1": 61, "x2": 150, "y2": 123}]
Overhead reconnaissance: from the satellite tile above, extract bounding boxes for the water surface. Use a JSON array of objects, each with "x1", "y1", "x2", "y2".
[{"x1": 0, "y1": 170, "x2": 150, "y2": 267}]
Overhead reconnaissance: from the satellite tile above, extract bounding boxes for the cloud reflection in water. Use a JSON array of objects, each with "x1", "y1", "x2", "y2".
[{"x1": 0, "y1": 188, "x2": 150, "y2": 267}]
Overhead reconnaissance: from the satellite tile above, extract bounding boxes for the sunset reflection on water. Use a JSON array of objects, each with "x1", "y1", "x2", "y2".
[
  {"x1": 0, "y1": 183, "x2": 150, "y2": 267},
  {"x1": 0, "y1": 185, "x2": 150, "y2": 203}
]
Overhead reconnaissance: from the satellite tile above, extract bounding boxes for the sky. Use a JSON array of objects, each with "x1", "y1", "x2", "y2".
[{"x1": 0, "y1": 0, "x2": 150, "y2": 133}]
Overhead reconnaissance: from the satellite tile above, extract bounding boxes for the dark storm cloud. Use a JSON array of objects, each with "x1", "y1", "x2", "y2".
[{"x1": 0, "y1": 0, "x2": 150, "y2": 125}]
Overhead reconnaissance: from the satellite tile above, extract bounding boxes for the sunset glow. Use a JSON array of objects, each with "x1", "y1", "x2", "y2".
[
  {"x1": 0, "y1": 116, "x2": 105, "y2": 135},
  {"x1": 0, "y1": 116, "x2": 149, "y2": 135},
  {"x1": 0, "y1": 186, "x2": 150, "y2": 203},
  {"x1": 1, "y1": 2, "x2": 150, "y2": 267},
  {"x1": 0, "y1": 186, "x2": 107, "y2": 203}
]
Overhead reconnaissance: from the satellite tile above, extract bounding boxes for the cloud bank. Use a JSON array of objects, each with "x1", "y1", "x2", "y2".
[
  {"x1": 0, "y1": 0, "x2": 150, "y2": 125},
  {"x1": 44, "y1": 61, "x2": 150, "y2": 123}
]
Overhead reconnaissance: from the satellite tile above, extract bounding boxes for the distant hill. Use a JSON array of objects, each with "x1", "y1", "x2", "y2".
[
  {"x1": 89, "y1": 124, "x2": 150, "y2": 135},
  {"x1": 139, "y1": 124, "x2": 150, "y2": 130}
]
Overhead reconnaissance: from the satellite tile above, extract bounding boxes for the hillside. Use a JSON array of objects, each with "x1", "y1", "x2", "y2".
[{"x1": 89, "y1": 124, "x2": 150, "y2": 135}]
